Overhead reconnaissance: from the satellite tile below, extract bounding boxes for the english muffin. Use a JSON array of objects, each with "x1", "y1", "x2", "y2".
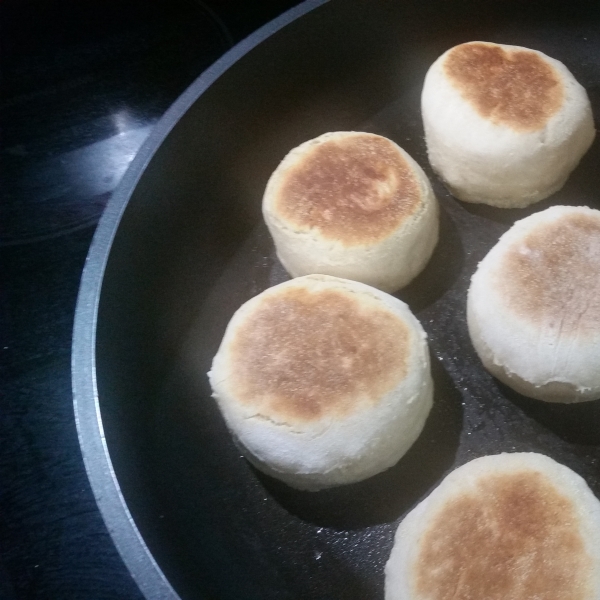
[
  {"x1": 262, "y1": 132, "x2": 439, "y2": 293},
  {"x1": 385, "y1": 452, "x2": 600, "y2": 600},
  {"x1": 468, "y1": 205, "x2": 600, "y2": 403},
  {"x1": 208, "y1": 274, "x2": 433, "y2": 491},
  {"x1": 422, "y1": 41, "x2": 595, "y2": 208}
]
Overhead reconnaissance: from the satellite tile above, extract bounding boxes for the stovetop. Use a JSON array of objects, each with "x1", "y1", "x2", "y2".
[{"x1": 0, "y1": 1, "x2": 299, "y2": 597}]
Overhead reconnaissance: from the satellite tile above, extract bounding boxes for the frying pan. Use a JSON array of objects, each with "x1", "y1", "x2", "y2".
[{"x1": 72, "y1": 0, "x2": 600, "y2": 598}]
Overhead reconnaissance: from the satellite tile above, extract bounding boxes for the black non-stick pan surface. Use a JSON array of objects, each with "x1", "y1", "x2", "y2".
[{"x1": 72, "y1": 1, "x2": 600, "y2": 598}]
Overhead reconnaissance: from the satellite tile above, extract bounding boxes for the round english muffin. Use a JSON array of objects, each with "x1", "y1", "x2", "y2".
[
  {"x1": 468, "y1": 205, "x2": 600, "y2": 403},
  {"x1": 208, "y1": 274, "x2": 433, "y2": 491},
  {"x1": 422, "y1": 41, "x2": 595, "y2": 208},
  {"x1": 262, "y1": 132, "x2": 439, "y2": 293},
  {"x1": 385, "y1": 452, "x2": 600, "y2": 600}
]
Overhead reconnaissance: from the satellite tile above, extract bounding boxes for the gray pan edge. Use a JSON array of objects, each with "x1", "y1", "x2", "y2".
[{"x1": 70, "y1": 2, "x2": 328, "y2": 599}]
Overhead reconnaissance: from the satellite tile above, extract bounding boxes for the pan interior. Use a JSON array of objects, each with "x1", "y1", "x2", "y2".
[{"x1": 89, "y1": 1, "x2": 600, "y2": 598}]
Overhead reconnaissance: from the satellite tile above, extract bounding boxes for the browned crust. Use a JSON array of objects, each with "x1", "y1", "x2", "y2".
[
  {"x1": 497, "y1": 212, "x2": 600, "y2": 336},
  {"x1": 227, "y1": 286, "x2": 410, "y2": 422},
  {"x1": 443, "y1": 42, "x2": 564, "y2": 132},
  {"x1": 273, "y1": 133, "x2": 422, "y2": 246},
  {"x1": 414, "y1": 470, "x2": 592, "y2": 600}
]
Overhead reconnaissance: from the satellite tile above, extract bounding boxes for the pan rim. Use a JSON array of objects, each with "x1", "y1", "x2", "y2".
[{"x1": 70, "y1": 2, "x2": 328, "y2": 599}]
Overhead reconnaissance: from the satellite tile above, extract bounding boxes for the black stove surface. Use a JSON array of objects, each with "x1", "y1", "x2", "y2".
[{"x1": 0, "y1": 1, "x2": 299, "y2": 597}]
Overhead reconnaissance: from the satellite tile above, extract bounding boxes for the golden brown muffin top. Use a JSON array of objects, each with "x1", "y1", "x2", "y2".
[
  {"x1": 444, "y1": 42, "x2": 564, "y2": 132},
  {"x1": 227, "y1": 284, "x2": 411, "y2": 422},
  {"x1": 273, "y1": 133, "x2": 422, "y2": 246},
  {"x1": 414, "y1": 469, "x2": 592, "y2": 600},
  {"x1": 498, "y1": 211, "x2": 600, "y2": 335}
]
